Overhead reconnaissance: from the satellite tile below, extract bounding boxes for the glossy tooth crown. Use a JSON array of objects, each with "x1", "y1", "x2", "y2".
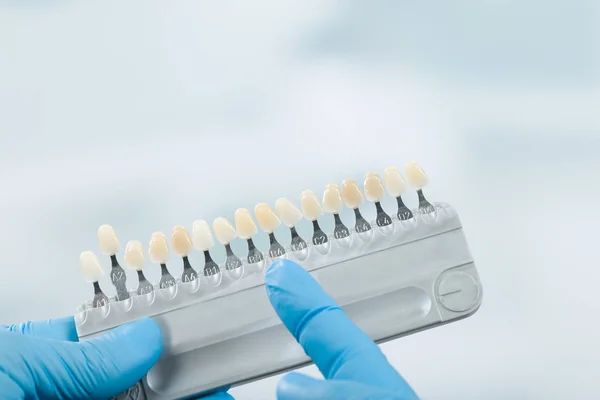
[
  {"x1": 234, "y1": 208, "x2": 258, "y2": 239},
  {"x1": 275, "y1": 198, "x2": 303, "y2": 227},
  {"x1": 149, "y1": 232, "x2": 170, "y2": 263},
  {"x1": 322, "y1": 184, "x2": 344, "y2": 214},
  {"x1": 254, "y1": 203, "x2": 281, "y2": 233},
  {"x1": 383, "y1": 166, "x2": 407, "y2": 197},
  {"x1": 300, "y1": 190, "x2": 324, "y2": 221},
  {"x1": 80, "y1": 250, "x2": 104, "y2": 282},
  {"x1": 192, "y1": 219, "x2": 215, "y2": 251},
  {"x1": 341, "y1": 179, "x2": 365, "y2": 209},
  {"x1": 212, "y1": 217, "x2": 237, "y2": 245},
  {"x1": 364, "y1": 173, "x2": 386, "y2": 202},
  {"x1": 172, "y1": 225, "x2": 193, "y2": 256},
  {"x1": 98, "y1": 224, "x2": 120, "y2": 255},
  {"x1": 405, "y1": 161, "x2": 429, "y2": 190},
  {"x1": 124, "y1": 240, "x2": 145, "y2": 270}
]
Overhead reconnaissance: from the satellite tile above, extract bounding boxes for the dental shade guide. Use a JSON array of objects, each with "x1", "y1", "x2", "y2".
[{"x1": 74, "y1": 162, "x2": 483, "y2": 400}]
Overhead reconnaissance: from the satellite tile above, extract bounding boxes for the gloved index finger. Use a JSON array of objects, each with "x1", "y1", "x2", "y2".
[
  {"x1": 1, "y1": 316, "x2": 79, "y2": 341},
  {"x1": 265, "y1": 260, "x2": 416, "y2": 396}
]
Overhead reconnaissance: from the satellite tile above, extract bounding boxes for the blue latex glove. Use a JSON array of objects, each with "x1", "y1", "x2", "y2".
[
  {"x1": 0, "y1": 317, "x2": 163, "y2": 399},
  {"x1": 266, "y1": 259, "x2": 419, "y2": 400},
  {"x1": 1, "y1": 259, "x2": 418, "y2": 399}
]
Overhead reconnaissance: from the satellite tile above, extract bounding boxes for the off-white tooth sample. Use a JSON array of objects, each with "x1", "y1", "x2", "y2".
[
  {"x1": 275, "y1": 198, "x2": 303, "y2": 227},
  {"x1": 300, "y1": 190, "x2": 324, "y2": 221},
  {"x1": 98, "y1": 224, "x2": 119, "y2": 255},
  {"x1": 149, "y1": 232, "x2": 170, "y2": 263},
  {"x1": 192, "y1": 219, "x2": 215, "y2": 250},
  {"x1": 254, "y1": 203, "x2": 281, "y2": 233},
  {"x1": 364, "y1": 173, "x2": 386, "y2": 202},
  {"x1": 124, "y1": 240, "x2": 145, "y2": 270},
  {"x1": 341, "y1": 179, "x2": 365, "y2": 209},
  {"x1": 212, "y1": 217, "x2": 237, "y2": 244},
  {"x1": 234, "y1": 208, "x2": 258, "y2": 239},
  {"x1": 80, "y1": 250, "x2": 104, "y2": 282},
  {"x1": 383, "y1": 166, "x2": 407, "y2": 197},
  {"x1": 172, "y1": 225, "x2": 193, "y2": 256},
  {"x1": 322, "y1": 184, "x2": 344, "y2": 214},
  {"x1": 405, "y1": 161, "x2": 429, "y2": 190}
]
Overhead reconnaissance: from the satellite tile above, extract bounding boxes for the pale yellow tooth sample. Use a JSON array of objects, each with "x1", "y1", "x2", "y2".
[
  {"x1": 80, "y1": 250, "x2": 104, "y2": 282},
  {"x1": 254, "y1": 203, "x2": 281, "y2": 233},
  {"x1": 212, "y1": 217, "x2": 237, "y2": 245},
  {"x1": 192, "y1": 219, "x2": 215, "y2": 251},
  {"x1": 234, "y1": 208, "x2": 258, "y2": 239},
  {"x1": 341, "y1": 179, "x2": 365, "y2": 209},
  {"x1": 364, "y1": 173, "x2": 386, "y2": 202},
  {"x1": 275, "y1": 198, "x2": 303, "y2": 227},
  {"x1": 405, "y1": 161, "x2": 429, "y2": 190},
  {"x1": 383, "y1": 166, "x2": 407, "y2": 197},
  {"x1": 149, "y1": 232, "x2": 170, "y2": 263},
  {"x1": 322, "y1": 184, "x2": 344, "y2": 214},
  {"x1": 172, "y1": 225, "x2": 193, "y2": 256},
  {"x1": 97, "y1": 224, "x2": 119, "y2": 255},
  {"x1": 124, "y1": 240, "x2": 145, "y2": 270},
  {"x1": 300, "y1": 190, "x2": 324, "y2": 221}
]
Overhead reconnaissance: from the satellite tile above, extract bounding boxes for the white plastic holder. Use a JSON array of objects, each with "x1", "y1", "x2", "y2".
[{"x1": 75, "y1": 203, "x2": 483, "y2": 400}]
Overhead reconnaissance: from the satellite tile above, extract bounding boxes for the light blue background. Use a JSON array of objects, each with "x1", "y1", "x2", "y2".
[{"x1": 0, "y1": 1, "x2": 598, "y2": 399}]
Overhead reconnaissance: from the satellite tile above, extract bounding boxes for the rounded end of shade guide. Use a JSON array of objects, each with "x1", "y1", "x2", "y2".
[
  {"x1": 357, "y1": 228, "x2": 374, "y2": 242},
  {"x1": 377, "y1": 222, "x2": 395, "y2": 237},
  {"x1": 204, "y1": 271, "x2": 223, "y2": 287},
  {"x1": 335, "y1": 233, "x2": 354, "y2": 248},
  {"x1": 314, "y1": 241, "x2": 331, "y2": 255}
]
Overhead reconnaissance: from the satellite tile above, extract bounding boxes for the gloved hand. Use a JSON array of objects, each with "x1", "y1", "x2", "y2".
[
  {"x1": 0, "y1": 259, "x2": 418, "y2": 400},
  {"x1": 0, "y1": 316, "x2": 163, "y2": 399},
  {"x1": 266, "y1": 259, "x2": 419, "y2": 400}
]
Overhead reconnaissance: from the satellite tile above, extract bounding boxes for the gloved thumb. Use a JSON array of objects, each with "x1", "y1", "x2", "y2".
[
  {"x1": 1, "y1": 318, "x2": 162, "y2": 399},
  {"x1": 276, "y1": 372, "x2": 413, "y2": 400}
]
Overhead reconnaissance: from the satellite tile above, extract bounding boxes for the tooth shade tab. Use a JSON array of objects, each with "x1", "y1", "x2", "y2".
[
  {"x1": 192, "y1": 219, "x2": 215, "y2": 250},
  {"x1": 124, "y1": 240, "x2": 145, "y2": 270},
  {"x1": 275, "y1": 198, "x2": 303, "y2": 227},
  {"x1": 383, "y1": 166, "x2": 407, "y2": 197},
  {"x1": 364, "y1": 173, "x2": 386, "y2": 202},
  {"x1": 341, "y1": 179, "x2": 365, "y2": 209},
  {"x1": 235, "y1": 208, "x2": 258, "y2": 239},
  {"x1": 149, "y1": 232, "x2": 170, "y2": 263},
  {"x1": 80, "y1": 250, "x2": 104, "y2": 282},
  {"x1": 172, "y1": 225, "x2": 193, "y2": 256},
  {"x1": 254, "y1": 203, "x2": 281, "y2": 233},
  {"x1": 322, "y1": 184, "x2": 344, "y2": 214},
  {"x1": 97, "y1": 224, "x2": 119, "y2": 255},
  {"x1": 405, "y1": 161, "x2": 429, "y2": 190},
  {"x1": 301, "y1": 190, "x2": 324, "y2": 221},
  {"x1": 213, "y1": 217, "x2": 237, "y2": 244}
]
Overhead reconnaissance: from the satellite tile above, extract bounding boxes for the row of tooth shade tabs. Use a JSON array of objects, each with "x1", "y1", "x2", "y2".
[{"x1": 79, "y1": 162, "x2": 435, "y2": 306}]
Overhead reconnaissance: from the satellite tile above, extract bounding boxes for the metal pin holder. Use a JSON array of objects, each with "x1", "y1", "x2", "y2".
[{"x1": 75, "y1": 203, "x2": 483, "y2": 400}]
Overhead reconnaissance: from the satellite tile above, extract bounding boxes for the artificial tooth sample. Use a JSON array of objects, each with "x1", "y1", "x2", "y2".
[
  {"x1": 149, "y1": 232, "x2": 176, "y2": 289},
  {"x1": 364, "y1": 173, "x2": 393, "y2": 228},
  {"x1": 405, "y1": 161, "x2": 435, "y2": 214},
  {"x1": 300, "y1": 190, "x2": 329, "y2": 252},
  {"x1": 172, "y1": 226, "x2": 199, "y2": 283},
  {"x1": 213, "y1": 217, "x2": 243, "y2": 273},
  {"x1": 383, "y1": 166, "x2": 414, "y2": 221},
  {"x1": 341, "y1": 179, "x2": 372, "y2": 235},
  {"x1": 275, "y1": 198, "x2": 309, "y2": 260},
  {"x1": 235, "y1": 208, "x2": 264, "y2": 265},
  {"x1": 255, "y1": 203, "x2": 286, "y2": 258},
  {"x1": 124, "y1": 240, "x2": 154, "y2": 295},
  {"x1": 97, "y1": 224, "x2": 129, "y2": 301},
  {"x1": 323, "y1": 184, "x2": 351, "y2": 244},
  {"x1": 192, "y1": 219, "x2": 221, "y2": 282},
  {"x1": 80, "y1": 250, "x2": 109, "y2": 308}
]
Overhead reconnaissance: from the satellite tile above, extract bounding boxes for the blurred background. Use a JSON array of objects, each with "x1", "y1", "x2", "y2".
[{"x1": 0, "y1": 1, "x2": 598, "y2": 399}]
